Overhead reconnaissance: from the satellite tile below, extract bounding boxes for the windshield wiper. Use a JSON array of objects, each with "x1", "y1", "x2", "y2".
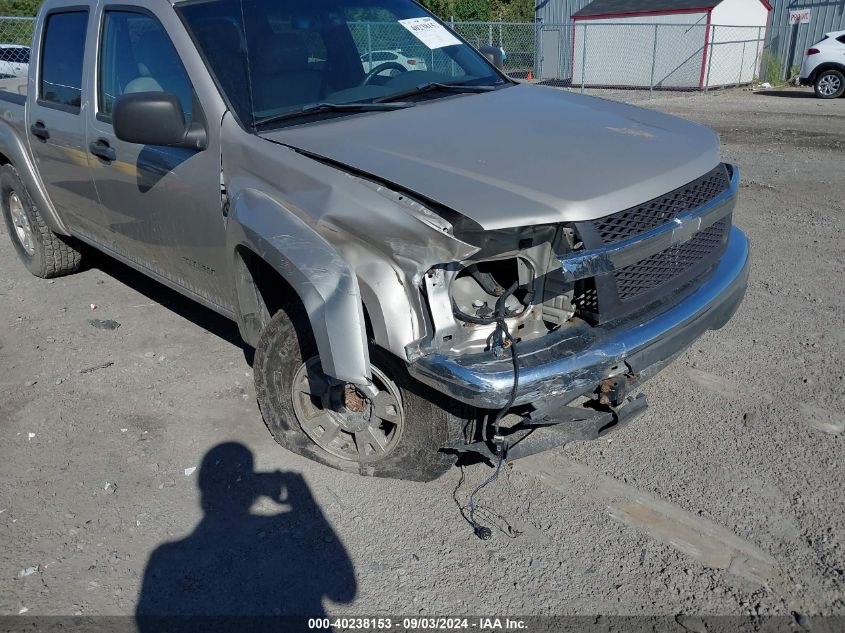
[
  {"x1": 254, "y1": 101, "x2": 415, "y2": 129},
  {"x1": 374, "y1": 81, "x2": 498, "y2": 104}
]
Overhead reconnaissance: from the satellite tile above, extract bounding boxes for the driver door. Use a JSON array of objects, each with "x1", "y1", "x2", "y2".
[{"x1": 85, "y1": 4, "x2": 230, "y2": 309}]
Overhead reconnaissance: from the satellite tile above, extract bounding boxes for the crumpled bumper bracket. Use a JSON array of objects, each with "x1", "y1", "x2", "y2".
[{"x1": 444, "y1": 393, "x2": 649, "y2": 461}]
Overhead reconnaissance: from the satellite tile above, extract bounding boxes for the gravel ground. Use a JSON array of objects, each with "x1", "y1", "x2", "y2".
[{"x1": 0, "y1": 87, "x2": 843, "y2": 622}]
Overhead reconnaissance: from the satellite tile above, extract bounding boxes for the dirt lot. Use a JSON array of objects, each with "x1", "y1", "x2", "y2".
[{"x1": 1, "y1": 87, "x2": 843, "y2": 623}]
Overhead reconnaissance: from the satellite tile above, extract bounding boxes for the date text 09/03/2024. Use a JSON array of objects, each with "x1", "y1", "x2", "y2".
[{"x1": 307, "y1": 617, "x2": 529, "y2": 630}]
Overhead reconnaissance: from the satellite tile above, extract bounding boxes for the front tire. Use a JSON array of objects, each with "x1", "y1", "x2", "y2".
[
  {"x1": 814, "y1": 69, "x2": 845, "y2": 99},
  {"x1": 0, "y1": 164, "x2": 82, "y2": 278},
  {"x1": 253, "y1": 303, "x2": 465, "y2": 482}
]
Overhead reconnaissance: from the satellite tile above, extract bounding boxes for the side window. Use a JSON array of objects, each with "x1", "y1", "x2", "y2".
[
  {"x1": 99, "y1": 11, "x2": 192, "y2": 123},
  {"x1": 40, "y1": 11, "x2": 88, "y2": 110},
  {"x1": 838, "y1": 35, "x2": 845, "y2": 44}
]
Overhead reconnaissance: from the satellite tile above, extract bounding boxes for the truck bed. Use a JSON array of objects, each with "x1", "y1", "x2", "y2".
[
  {"x1": 0, "y1": 77, "x2": 28, "y2": 130},
  {"x1": 0, "y1": 76, "x2": 27, "y2": 99}
]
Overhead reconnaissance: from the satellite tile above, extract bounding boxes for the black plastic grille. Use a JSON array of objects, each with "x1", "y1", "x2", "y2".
[
  {"x1": 614, "y1": 220, "x2": 728, "y2": 301},
  {"x1": 573, "y1": 279, "x2": 599, "y2": 313},
  {"x1": 593, "y1": 164, "x2": 731, "y2": 245}
]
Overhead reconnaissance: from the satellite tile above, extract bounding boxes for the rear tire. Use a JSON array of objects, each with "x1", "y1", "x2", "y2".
[
  {"x1": 814, "y1": 69, "x2": 845, "y2": 99},
  {"x1": 0, "y1": 164, "x2": 82, "y2": 278},
  {"x1": 253, "y1": 303, "x2": 470, "y2": 482}
]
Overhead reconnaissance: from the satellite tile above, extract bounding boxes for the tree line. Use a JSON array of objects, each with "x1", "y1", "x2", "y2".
[
  {"x1": 0, "y1": 0, "x2": 41, "y2": 16},
  {"x1": 1, "y1": 0, "x2": 535, "y2": 21},
  {"x1": 420, "y1": 0, "x2": 535, "y2": 22}
]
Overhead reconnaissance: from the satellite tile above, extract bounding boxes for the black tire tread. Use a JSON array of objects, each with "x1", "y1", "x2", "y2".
[
  {"x1": 1, "y1": 164, "x2": 82, "y2": 278},
  {"x1": 254, "y1": 302, "x2": 468, "y2": 482}
]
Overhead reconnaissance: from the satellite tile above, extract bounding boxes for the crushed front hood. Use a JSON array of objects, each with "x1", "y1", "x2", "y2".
[{"x1": 263, "y1": 84, "x2": 721, "y2": 230}]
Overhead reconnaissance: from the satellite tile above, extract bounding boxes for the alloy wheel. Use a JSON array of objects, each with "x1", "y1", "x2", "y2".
[
  {"x1": 8, "y1": 191, "x2": 34, "y2": 256},
  {"x1": 818, "y1": 74, "x2": 841, "y2": 97},
  {"x1": 291, "y1": 357, "x2": 405, "y2": 462}
]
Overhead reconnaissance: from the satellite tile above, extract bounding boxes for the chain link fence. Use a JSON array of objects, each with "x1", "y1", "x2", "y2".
[
  {"x1": 0, "y1": 14, "x2": 793, "y2": 98},
  {"x1": 449, "y1": 20, "x2": 783, "y2": 96},
  {"x1": 450, "y1": 20, "x2": 538, "y2": 79},
  {"x1": 0, "y1": 17, "x2": 33, "y2": 79},
  {"x1": 451, "y1": 21, "x2": 790, "y2": 96},
  {"x1": 568, "y1": 22, "x2": 767, "y2": 93}
]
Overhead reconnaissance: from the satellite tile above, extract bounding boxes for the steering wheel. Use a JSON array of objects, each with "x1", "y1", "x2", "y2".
[{"x1": 363, "y1": 61, "x2": 408, "y2": 85}]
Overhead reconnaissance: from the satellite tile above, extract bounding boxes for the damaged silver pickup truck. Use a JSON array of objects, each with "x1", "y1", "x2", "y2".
[{"x1": 0, "y1": 0, "x2": 748, "y2": 481}]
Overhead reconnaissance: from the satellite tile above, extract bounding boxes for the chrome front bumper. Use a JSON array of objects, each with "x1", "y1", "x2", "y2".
[{"x1": 408, "y1": 226, "x2": 750, "y2": 409}]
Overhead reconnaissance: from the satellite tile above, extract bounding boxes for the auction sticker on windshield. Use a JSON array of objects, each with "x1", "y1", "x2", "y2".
[{"x1": 399, "y1": 17, "x2": 461, "y2": 49}]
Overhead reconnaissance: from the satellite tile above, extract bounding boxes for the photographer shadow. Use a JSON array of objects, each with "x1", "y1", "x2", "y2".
[{"x1": 136, "y1": 442, "x2": 356, "y2": 632}]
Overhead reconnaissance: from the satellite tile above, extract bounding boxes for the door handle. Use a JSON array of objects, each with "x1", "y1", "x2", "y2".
[
  {"x1": 30, "y1": 122, "x2": 50, "y2": 141},
  {"x1": 89, "y1": 139, "x2": 116, "y2": 162}
]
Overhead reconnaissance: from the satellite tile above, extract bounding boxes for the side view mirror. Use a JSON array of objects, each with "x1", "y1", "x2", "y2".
[
  {"x1": 479, "y1": 45, "x2": 504, "y2": 70},
  {"x1": 113, "y1": 92, "x2": 206, "y2": 150}
]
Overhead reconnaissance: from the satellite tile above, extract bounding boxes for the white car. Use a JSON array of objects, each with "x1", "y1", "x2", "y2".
[
  {"x1": 799, "y1": 30, "x2": 845, "y2": 99},
  {"x1": 360, "y1": 49, "x2": 427, "y2": 74},
  {"x1": 0, "y1": 45, "x2": 30, "y2": 78}
]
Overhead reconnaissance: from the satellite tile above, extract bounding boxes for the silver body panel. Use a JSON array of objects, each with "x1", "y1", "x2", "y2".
[
  {"x1": 25, "y1": 7, "x2": 101, "y2": 238},
  {"x1": 264, "y1": 83, "x2": 721, "y2": 230},
  {"x1": 84, "y1": 2, "x2": 232, "y2": 308}
]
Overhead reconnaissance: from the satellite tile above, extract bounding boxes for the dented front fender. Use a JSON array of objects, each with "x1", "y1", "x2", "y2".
[
  {"x1": 227, "y1": 188, "x2": 371, "y2": 384},
  {"x1": 222, "y1": 114, "x2": 479, "y2": 385}
]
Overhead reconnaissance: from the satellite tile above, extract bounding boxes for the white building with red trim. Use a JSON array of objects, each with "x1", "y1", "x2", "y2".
[{"x1": 569, "y1": 0, "x2": 772, "y2": 88}]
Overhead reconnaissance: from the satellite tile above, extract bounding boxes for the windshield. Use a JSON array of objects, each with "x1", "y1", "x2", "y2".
[{"x1": 177, "y1": 0, "x2": 505, "y2": 130}]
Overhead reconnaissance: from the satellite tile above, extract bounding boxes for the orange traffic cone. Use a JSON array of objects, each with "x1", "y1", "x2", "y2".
[{"x1": 527, "y1": 71, "x2": 534, "y2": 81}]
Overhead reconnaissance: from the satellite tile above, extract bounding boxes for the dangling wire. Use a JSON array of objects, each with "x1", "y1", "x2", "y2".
[
  {"x1": 453, "y1": 458, "x2": 520, "y2": 539},
  {"x1": 463, "y1": 281, "x2": 522, "y2": 540}
]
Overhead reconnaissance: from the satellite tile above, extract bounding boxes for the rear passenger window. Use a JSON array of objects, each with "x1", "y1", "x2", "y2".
[
  {"x1": 40, "y1": 11, "x2": 88, "y2": 110},
  {"x1": 99, "y1": 11, "x2": 193, "y2": 123}
]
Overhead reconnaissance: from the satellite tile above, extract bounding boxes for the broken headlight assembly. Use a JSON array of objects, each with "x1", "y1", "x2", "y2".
[
  {"x1": 419, "y1": 226, "x2": 583, "y2": 356},
  {"x1": 451, "y1": 259, "x2": 533, "y2": 324}
]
